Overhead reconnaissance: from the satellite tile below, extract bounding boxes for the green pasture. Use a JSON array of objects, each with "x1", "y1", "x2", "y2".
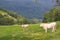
[{"x1": 0, "y1": 22, "x2": 60, "y2": 40}]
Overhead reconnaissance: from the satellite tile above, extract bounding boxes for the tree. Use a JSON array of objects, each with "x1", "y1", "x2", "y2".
[{"x1": 43, "y1": 8, "x2": 60, "y2": 22}]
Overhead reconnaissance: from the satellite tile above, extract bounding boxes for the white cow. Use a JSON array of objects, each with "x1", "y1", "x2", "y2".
[
  {"x1": 40, "y1": 22, "x2": 56, "y2": 33},
  {"x1": 22, "y1": 24, "x2": 29, "y2": 29}
]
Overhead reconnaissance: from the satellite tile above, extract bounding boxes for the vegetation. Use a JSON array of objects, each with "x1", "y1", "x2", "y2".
[
  {"x1": 0, "y1": 8, "x2": 40, "y2": 25},
  {"x1": 43, "y1": 8, "x2": 60, "y2": 22},
  {"x1": 0, "y1": 8, "x2": 26, "y2": 25},
  {"x1": 0, "y1": 0, "x2": 60, "y2": 40},
  {"x1": 0, "y1": 21, "x2": 59, "y2": 40}
]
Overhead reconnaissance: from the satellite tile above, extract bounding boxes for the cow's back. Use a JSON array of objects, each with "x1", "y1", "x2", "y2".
[{"x1": 50, "y1": 22, "x2": 56, "y2": 27}]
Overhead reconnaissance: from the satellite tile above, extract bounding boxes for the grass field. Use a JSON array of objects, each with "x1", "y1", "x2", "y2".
[{"x1": 0, "y1": 22, "x2": 60, "y2": 40}]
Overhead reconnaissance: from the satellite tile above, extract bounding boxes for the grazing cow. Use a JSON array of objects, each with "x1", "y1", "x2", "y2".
[
  {"x1": 40, "y1": 22, "x2": 56, "y2": 33},
  {"x1": 22, "y1": 24, "x2": 29, "y2": 29}
]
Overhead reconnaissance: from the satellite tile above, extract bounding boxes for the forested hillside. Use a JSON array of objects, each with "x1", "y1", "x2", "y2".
[
  {"x1": 0, "y1": 8, "x2": 40, "y2": 25},
  {"x1": 43, "y1": 8, "x2": 60, "y2": 22},
  {"x1": 0, "y1": 8, "x2": 26, "y2": 25}
]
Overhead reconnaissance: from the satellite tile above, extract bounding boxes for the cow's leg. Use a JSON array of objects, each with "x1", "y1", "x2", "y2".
[
  {"x1": 52, "y1": 26, "x2": 55, "y2": 32},
  {"x1": 43, "y1": 27, "x2": 47, "y2": 33},
  {"x1": 54, "y1": 26, "x2": 56, "y2": 32},
  {"x1": 45, "y1": 28, "x2": 47, "y2": 33}
]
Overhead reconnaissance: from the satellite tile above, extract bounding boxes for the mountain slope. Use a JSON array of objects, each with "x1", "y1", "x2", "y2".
[{"x1": 0, "y1": 9, "x2": 25, "y2": 25}]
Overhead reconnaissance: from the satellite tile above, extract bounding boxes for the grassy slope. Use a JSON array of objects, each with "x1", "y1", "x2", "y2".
[
  {"x1": 0, "y1": 9, "x2": 24, "y2": 23},
  {"x1": 0, "y1": 22, "x2": 60, "y2": 40}
]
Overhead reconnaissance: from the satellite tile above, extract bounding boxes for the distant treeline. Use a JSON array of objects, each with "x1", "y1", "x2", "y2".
[
  {"x1": 43, "y1": 8, "x2": 60, "y2": 22},
  {"x1": 0, "y1": 8, "x2": 41, "y2": 25}
]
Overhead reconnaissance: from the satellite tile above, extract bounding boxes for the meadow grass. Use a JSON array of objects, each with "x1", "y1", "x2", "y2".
[{"x1": 0, "y1": 22, "x2": 60, "y2": 40}]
